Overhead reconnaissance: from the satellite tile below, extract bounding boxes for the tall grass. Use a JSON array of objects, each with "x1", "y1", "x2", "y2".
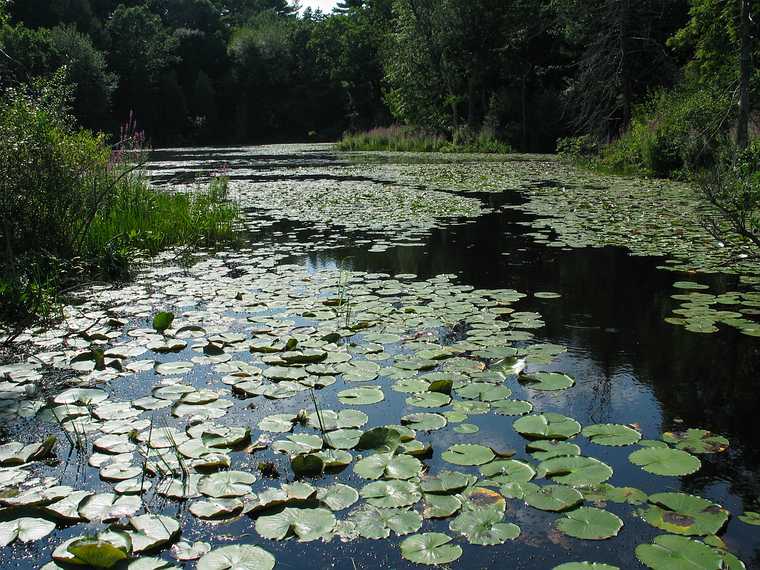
[
  {"x1": 337, "y1": 125, "x2": 511, "y2": 154},
  {"x1": 85, "y1": 176, "x2": 238, "y2": 260},
  {"x1": 0, "y1": 75, "x2": 239, "y2": 324}
]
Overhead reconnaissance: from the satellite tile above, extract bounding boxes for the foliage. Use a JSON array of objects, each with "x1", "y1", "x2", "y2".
[
  {"x1": 595, "y1": 85, "x2": 732, "y2": 177},
  {"x1": 698, "y1": 141, "x2": 760, "y2": 254},
  {"x1": 0, "y1": 75, "x2": 237, "y2": 322},
  {"x1": 338, "y1": 125, "x2": 511, "y2": 153}
]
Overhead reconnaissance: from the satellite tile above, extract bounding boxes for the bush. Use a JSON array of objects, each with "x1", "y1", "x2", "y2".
[
  {"x1": 0, "y1": 74, "x2": 238, "y2": 322},
  {"x1": 337, "y1": 125, "x2": 511, "y2": 154},
  {"x1": 596, "y1": 86, "x2": 731, "y2": 178},
  {"x1": 699, "y1": 140, "x2": 760, "y2": 253}
]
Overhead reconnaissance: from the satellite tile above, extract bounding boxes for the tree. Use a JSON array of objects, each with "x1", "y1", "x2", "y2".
[
  {"x1": 49, "y1": 26, "x2": 117, "y2": 130},
  {"x1": 670, "y1": 0, "x2": 759, "y2": 144},
  {"x1": 737, "y1": 0, "x2": 752, "y2": 148},
  {"x1": 106, "y1": 4, "x2": 179, "y2": 138},
  {"x1": 556, "y1": 0, "x2": 688, "y2": 139}
]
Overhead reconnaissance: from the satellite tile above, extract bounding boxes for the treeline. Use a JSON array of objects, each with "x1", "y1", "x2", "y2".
[
  {"x1": 1, "y1": 0, "x2": 390, "y2": 144},
  {"x1": 4, "y1": 0, "x2": 753, "y2": 151}
]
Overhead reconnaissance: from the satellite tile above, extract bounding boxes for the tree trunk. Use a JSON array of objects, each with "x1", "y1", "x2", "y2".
[{"x1": 737, "y1": 0, "x2": 751, "y2": 150}]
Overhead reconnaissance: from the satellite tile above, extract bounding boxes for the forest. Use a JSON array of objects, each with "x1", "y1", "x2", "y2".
[{"x1": 1, "y1": 0, "x2": 754, "y2": 155}]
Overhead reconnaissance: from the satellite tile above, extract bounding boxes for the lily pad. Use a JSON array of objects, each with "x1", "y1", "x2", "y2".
[
  {"x1": 354, "y1": 452, "x2": 423, "y2": 480},
  {"x1": 361, "y1": 480, "x2": 421, "y2": 508},
  {"x1": 635, "y1": 535, "x2": 722, "y2": 570},
  {"x1": 583, "y1": 424, "x2": 642, "y2": 447},
  {"x1": 400, "y1": 533, "x2": 463, "y2": 566},
  {"x1": 524, "y1": 484, "x2": 584, "y2": 512},
  {"x1": 739, "y1": 511, "x2": 760, "y2": 526},
  {"x1": 642, "y1": 493, "x2": 729, "y2": 536},
  {"x1": 480, "y1": 460, "x2": 536, "y2": 483},
  {"x1": 348, "y1": 505, "x2": 423, "y2": 539},
  {"x1": 255, "y1": 507, "x2": 336, "y2": 542},
  {"x1": 538, "y1": 456, "x2": 614, "y2": 486},
  {"x1": 519, "y1": 372, "x2": 575, "y2": 391},
  {"x1": 629, "y1": 447, "x2": 702, "y2": 476},
  {"x1": 197, "y1": 545, "x2": 275, "y2": 570},
  {"x1": 316, "y1": 484, "x2": 359, "y2": 511},
  {"x1": 338, "y1": 386, "x2": 384, "y2": 405},
  {"x1": 401, "y1": 413, "x2": 447, "y2": 431},
  {"x1": 0, "y1": 517, "x2": 56, "y2": 547},
  {"x1": 513, "y1": 413, "x2": 581, "y2": 440},
  {"x1": 441, "y1": 444, "x2": 495, "y2": 466},
  {"x1": 556, "y1": 507, "x2": 623, "y2": 540},
  {"x1": 449, "y1": 507, "x2": 520, "y2": 545},
  {"x1": 662, "y1": 429, "x2": 729, "y2": 454},
  {"x1": 197, "y1": 471, "x2": 256, "y2": 498}
]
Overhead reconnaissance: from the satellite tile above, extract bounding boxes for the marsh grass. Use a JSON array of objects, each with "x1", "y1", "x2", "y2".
[
  {"x1": 85, "y1": 175, "x2": 238, "y2": 264},
  {"x1": 337, "y1": 125, "x2": 511, "y2": 154}
]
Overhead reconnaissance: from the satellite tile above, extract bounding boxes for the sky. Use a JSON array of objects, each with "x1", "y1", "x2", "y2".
[{"x1": 295, "y1": 0, "x2": 339, "y2": 13}]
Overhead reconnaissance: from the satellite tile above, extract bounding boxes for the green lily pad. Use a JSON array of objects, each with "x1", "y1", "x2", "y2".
[
  {"x1": 629, "y1": 447, "x2": 702, "y2": 476},
  {"x1": 524, "y1": 484, "x2": 584, "y2": 512},
  {"x1": 739, "y1": 511, "x2": 760, "y2": 525},
  {"x1": 197, "y1": 471, "x2": 256, "y2": 498},
  {"x1": 338, "y1": 386, "x2": 384, "y2": 405},
  {"x1": 354, "y1": 452, "x2": 423, "y2": 480},
  {"x1": 291, "y1": 454, "x2": 325, "y2": 477},
  {"x1": 449, "y1": 507, "x2": 520, "y2": 545},
  {"x1": 152, "y1": 312, "x2": 175, "y2": 333},
  {"x1": 661, "y1": 429, "x2": 729, "y2": 454},
  {"x1": 348, "y1": 505, "x2": 423, "y2": 539},
  {"x1": 538, "y1": 456, "x2": 614, "y2": 486},
  {"x1": 357, "y1": 427, "x2": 401, "y2": 452},
  {"x1": 316, "y1": 484, "x2": 359, "y2": 511},
  {"x1": 582, "y1": 424, "x2": 642, "y2": 447},
  {"x1": 513, "y1": 413, "x2": 581, "y2": 440},
  {"x1": 420, "y1": 471, "x2": 475, "y2": 495},
  {"x1": 255, "y1": 507, "x2": 336, "y2": 542},
  {"x1": 65, "y1": 536, "x2": 131, "y2": 568},
  {"x1": 423, "y1": 494, "x2": 463, "y2": 519},
  {"x1": 480, "y1": 460, "x2": 536, "y2": 482},
  {"x1": 441, "y1": 444, "x2": 495, "y2": 466},
  {"x1": 0, "y1": 517, "x2": 56, "y2": 547},
  {"x1": 581, "y1": 484, "x2": 648, "y2": 505},
  {"x1": 519, "y1": 372, "x2": 575, "y2": 391},
  {"x1": 492, "y1": 399, "x2": 533, "y2": 416},
  {"x1": 528, "y1": 440, "x2": 581, "y2": 461},
  {"x1": 556, "y1": 507, "x2": 623, "y2": 540},
  {"x1": 400, "y1": 533, "x2": 463, "y2": 566},
  {"x1": 401, "y1": 413, "x2": 447, "y2": 431},
  {"x1": 642, "y1": 493, "x2": 729, "y2": 536},
  {"x1": 360, "y1": 480, "x2": 421, "y2": 508},
  {"x1": 406, "y1": 392, "x2": 452, "y2": 408},
  {"x1": 635, "y1": 535, "x2": 722, "y2": 570},
  {"x1": 197, "y1": 545, "x2": 275, "y2": 570}
]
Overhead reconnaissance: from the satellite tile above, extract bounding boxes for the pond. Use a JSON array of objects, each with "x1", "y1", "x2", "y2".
[{"x1": 1, "y1": 144, "x2": 759, "y2": 570}]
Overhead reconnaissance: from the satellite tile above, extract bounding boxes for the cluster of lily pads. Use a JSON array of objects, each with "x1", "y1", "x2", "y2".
[
  {"x1": 0, "y1": 245, "x2": 755, "y2": 569},
  {"x1": 388, "y1": 156, "x2": 760, "y2": 338},
  {"x1": 665, "y1": 281, "x2": 760, "y2": 337},
  {"x1": 0, "y1": 146, "x2": 757, "y2": 569}
]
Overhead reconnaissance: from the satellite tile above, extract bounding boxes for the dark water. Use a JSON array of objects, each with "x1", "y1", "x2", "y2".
[{"x1": 5, "y1": 146, "x2": 760, "y2": 569}]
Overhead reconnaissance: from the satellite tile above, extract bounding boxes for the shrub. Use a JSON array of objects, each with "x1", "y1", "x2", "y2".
[
  {"x1": 596, "y1": 85, "x2": 732, "y2": 178},
  {"x1": 0, "y1": 74, "x2": 238, "y2": 322},
  {"x1": 699, "y1": 140, "x2": 760, "y2": 253},
  {"x1": 337, "y1": 125, "x2": 510, "y2": 154}
]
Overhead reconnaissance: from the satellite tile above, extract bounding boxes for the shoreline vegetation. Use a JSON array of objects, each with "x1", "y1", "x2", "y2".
[
  {"x1": 0, "y1": 76, "x2": 238, "y2": 325},
  {"x1": 337, "y1": 125, "x2": 511, "y2": 154}
]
